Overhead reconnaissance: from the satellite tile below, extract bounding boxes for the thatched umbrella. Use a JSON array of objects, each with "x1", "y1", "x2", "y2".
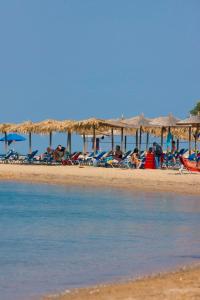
[
  {"x1": 59, "y1": 120, "x2": 76, "y2": 154},
  {"x1": 176, "y1": 115, "x2": 200, "y2": 127},
  {"x1": 32, "y1": 119, "x2": 65, "y2": 149},
  {"x1": 107, "y1": 117, "x2": 141, "y2": 152},
  {"x1": 123, "y1": 114, "x2": 152, "y2": 151},
  {"x1": 177, "y1": 115, "x2": 200, "y2": 153},
  {"x1": 72, "y1": 118, "x2": 128, "y2": 153},
  {"x1": 11, "y1": 119, "x2": 76, "y2": 154},
  {"x1": 0, "y1": 123, "x2": 15, "y2": 153},
  {"x1": 107, "y1": 119, "x2": 134, "y2": 152},
  {"x1": 148, "y1": 114, "x2": 180, "y2": 149},
  {"x1": 10, "y1": 121, "x2": 36, "y2": 154}
]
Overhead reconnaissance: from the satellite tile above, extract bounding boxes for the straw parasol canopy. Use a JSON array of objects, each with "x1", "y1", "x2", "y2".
[
  {"x1": 59, "y1": 120, "x2": 76, "y2": 133},
  {"x1": 177, "y1": 115, "x2": 200, "y2": 152},
  {"x1": 110, "y1": 119, "x2": 137, "y2": 135},
  {"x1": 9, "y1": 121, "x2": 36, "y2": 134},
  {"x1": 176, "y1": 115, "x2": 200, "y2": 127},
  {"x1": 124, "y1": 114, "x2": 151, "y2": 128},
  {"x1": 123, "y1": 114, "x2": 152, "y2": 136},
  {"x1": 145, "y1": 114, "x2": 182, "y2": 139},
  {"x1": 149, "y1": 114, "x2": 180, "y2": 128},
  {"x1": 0, "y1": 123, "x2": 14, "y2": 133},
  {"x1": 71, "y1": 117, "x2": 128, "y2": 135},
  {"x1": 32, "y1": 119, "x2": 66, "y2": 134}
]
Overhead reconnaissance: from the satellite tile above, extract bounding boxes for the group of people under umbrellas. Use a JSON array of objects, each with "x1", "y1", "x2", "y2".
[
  {"x1": 108, "y1": 141, "x2": 177, "y2": 169},
  {"x1": 40, "y1": 145, "x2": 68, "y2": 162},
  {"x1": 38, "y1": 139, "x2": 198, "y2": 169}
]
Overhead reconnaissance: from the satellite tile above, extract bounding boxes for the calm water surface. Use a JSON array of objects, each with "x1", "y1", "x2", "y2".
[{"x1": 0, "y1": 182, "x2": 199, "y2": 300}]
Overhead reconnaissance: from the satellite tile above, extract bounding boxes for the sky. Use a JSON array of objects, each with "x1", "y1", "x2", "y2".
[
  {"x1": 0, "y1": 1, "x2": 199, "y2": 152},
  {"x1": 0, "y1": 0, "x2": 199, "y2": 123}
]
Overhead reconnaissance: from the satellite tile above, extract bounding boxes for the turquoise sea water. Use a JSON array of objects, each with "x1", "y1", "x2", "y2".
[{"x1": 0, "y1": 182, "x2": 200, "y2": 300}]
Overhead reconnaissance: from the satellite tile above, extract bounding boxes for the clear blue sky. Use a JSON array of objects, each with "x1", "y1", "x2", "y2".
[{"x1": 0, "y1": 0, "x2": 199, "y2": 124}]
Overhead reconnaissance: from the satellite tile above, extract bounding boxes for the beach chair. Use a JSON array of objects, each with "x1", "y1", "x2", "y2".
[
  {"x1": 77, "y1": 151, "x2": 95, "y2": 166},
  {"x1": 62, "y1": 152, "x2": 82, "y2": 165},
  {"x1": 0, "y1": 149, "x2": 19, "y2": 164},
  {"x1": 19, "y1": 150, "x2": 38, "y2": 164},
  {"x1": 110, "y1": 150, "x2": 132, "y2": 168},
  {"x1": 91, "y1": 151, "x2": 107, "y2": 167}
]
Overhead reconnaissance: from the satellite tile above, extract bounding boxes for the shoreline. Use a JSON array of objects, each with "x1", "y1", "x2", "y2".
[
  {"x1": 0, "y1": 164, "x2": 199, "y2": 195},
  {"x1": 43, "y1": 263, "x2": 200, "y2": 300}
]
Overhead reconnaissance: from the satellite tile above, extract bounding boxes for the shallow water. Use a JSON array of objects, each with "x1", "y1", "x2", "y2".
[{"x1": 0, "y1": 182, "x2": 199, "y2": 300}]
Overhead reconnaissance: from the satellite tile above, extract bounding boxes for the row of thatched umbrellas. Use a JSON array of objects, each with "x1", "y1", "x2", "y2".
[{"x1": 0, "y1": 114, "x2": 199, "y2": 154}]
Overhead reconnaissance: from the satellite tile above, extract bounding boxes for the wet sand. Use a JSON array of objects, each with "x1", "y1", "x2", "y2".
[
  {"x1": 43, "y1": 264, "x2": 200, "y2": 300},
  {"x1": 0, "y1": 164, "x2": 199, "y2": 195}
]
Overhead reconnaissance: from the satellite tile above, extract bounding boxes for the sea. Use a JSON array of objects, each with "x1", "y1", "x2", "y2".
[{"x1": 0, "y1": 182, "x2": 199, "y2": 300}]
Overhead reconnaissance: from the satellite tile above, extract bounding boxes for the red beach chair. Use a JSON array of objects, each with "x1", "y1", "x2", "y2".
[{"x1": 62, "y1": 152, "x2": 81, "y2": 165}]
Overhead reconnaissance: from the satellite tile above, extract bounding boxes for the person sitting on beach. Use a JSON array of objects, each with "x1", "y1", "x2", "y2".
[
  {"x1": 53, "y1": 145, "x2": 65, "y2": 162},
  {"x1": 39, "y1": 147, "x2": 54, "y2": 161},
  {"x1": 130, "y1": 148, "x2": 141, "y2": 168},
  {"x1": 105, "y1": 145, "x2": 123, "y2": 165},
  {"x1": 104, "y1": 145, "x2": 123, "y2": 160},
  {"x1": 113, "y1": 145, "x2": 123, "y2": 161}
]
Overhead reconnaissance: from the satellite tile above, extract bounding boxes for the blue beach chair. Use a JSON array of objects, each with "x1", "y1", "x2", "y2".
[{"x1": 20, "y1": 150, "x2": 38, "y2": 164}]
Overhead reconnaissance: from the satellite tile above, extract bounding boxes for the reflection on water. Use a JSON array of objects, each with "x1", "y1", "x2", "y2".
[{"x1": 0, "y1": 182, "x2": 199, "y2": 300}]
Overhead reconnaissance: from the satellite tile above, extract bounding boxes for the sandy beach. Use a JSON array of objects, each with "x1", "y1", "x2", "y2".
[
  {"x1": 43, "y1": 264, "x2": 200, "y2": 300},
  {"x1": 0, "y1": 163, "x2": 199, "y2": 195}
]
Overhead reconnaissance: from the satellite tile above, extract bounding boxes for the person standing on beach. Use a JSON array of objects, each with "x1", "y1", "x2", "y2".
[{"x1": 153, "y1": 142, "x2": 163, "y2": 169}]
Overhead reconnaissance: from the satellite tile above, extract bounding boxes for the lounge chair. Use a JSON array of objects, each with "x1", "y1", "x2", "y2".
[
  {"x1": 92, "y1": 151, "x2": 112, "y2": 167},
  {"x1": 19, "y1": 150, "x2": 38, "y2": 164},
  {"x1": 109, "y1": 150, "x2": 132, "y2": 168},
  {"x1": 62, "y1": 152, "x2": 82, "y2": 165},
  {"x1": 0, "y1": 149, "x2": 19, "y2": 163}
]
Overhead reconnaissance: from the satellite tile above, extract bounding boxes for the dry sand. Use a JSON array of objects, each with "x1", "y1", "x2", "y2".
[
  {"x1": 0, "y1": 163, "x2": 199, "y2": 195},
  {"x1": 0, "y1": 163, "x2": 199, "y2": 299}
]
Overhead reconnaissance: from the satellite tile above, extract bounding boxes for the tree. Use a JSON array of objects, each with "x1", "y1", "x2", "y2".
[{"x1": 190, "y1": 101, "x2": 200, "y2": 115}]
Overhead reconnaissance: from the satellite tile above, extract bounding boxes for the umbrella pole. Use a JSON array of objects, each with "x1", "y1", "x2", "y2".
[
  {"x1": 161, "y1": 127, "x2": 164, "y2": 149},
  {"x1": 49, "y1": 132, "x2": 52, "y2": 148},
  {"x1": 136, "y1": 129, "x2": 138, "y2": 148},
  {"x1": 120, "y1": 128, "x2": 124, "y2": 153},
  {"x1": 93, "y1": 125, "x2": 96, "y2": 155},
  {"x1": 146, "y1": 132, "x2": 149, "y2": 151},
  {"x1": 139, "y1": 126, "x2": 142, "y2": 152},
  {"x1": 4, "y1": 132, "x2": 8, "y2": 154},
  {"x1": 29, "y1": 132, "x2": 32, "y2": 154},
  {"x1": 83, "y1": 133, "x2": 86, "y2": 154},
  {"x1": 124, "y1": 136, "x2": 127, "y2": 153},
  {"x1": 194, "y1": 129, "x2": 197, "y2": 153},
  {"x1": 176, "y1": 139, "x2": 179, "y2": 152},
  {"x1": 189, "y1": 126, "x2": 192, "y2": 155},
  {"x1": 67, "y1": 131, "x2": 72, "y2": 155},
  {"x1": 111, "y1": 128, "x2": 114, "y2": 152}
]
